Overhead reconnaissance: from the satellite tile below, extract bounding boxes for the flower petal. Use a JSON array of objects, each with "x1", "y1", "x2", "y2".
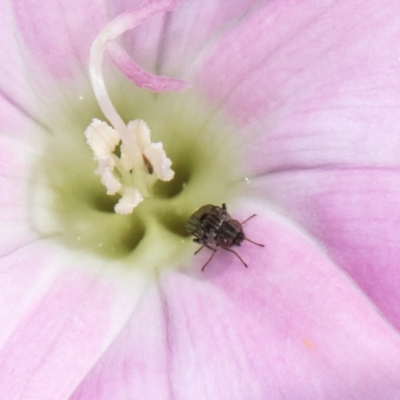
[
  {"x1": 256, "y1": 168, "x2": 400, "y2": 330},
  {"x1": 12, "y1": 0, "x2": 108, "y2": 80},
  {"x1": 0, "y1": 241, "x2": 150, "y2": 400},
  {"x1": 0, "y1": 78, "x2": 153, "y2": 399},
  {"x1": 0, "y1": 1, "x2": 50, "y2": 129},
  {"x1": 0, "y1": 129, "x2": 45, "y2": 256},
  {"x1": 111, "y1": 0, "x2": 259, "y2": 76},
  {"x1": 68, "y1": 205, "x2": 400, "y2": 399},
  {"x1": 69, "y1": 283, "x2": 172, "y2": 400},
  {"x1": 197, "y1": 0, "x2": 400, "y2": 129},
  {"x1": 195, "y1": 0, "x2": 400, "y2": 329},
  {"x1": 0, "y1": 0, "x2": 109, "y2": 130}
]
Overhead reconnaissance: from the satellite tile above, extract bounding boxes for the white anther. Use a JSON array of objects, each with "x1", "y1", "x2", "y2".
[
  {"x1": 85, "y1": 119, "x2": 120, "y2": 159},
  {"x1": 114, "y1": 187, "x2": 143, "y2": 214},
  {"x1": 95, "y1": 156, "x2": 122, "y2": 195},
  {"x1": 128, "y1": 119, "x2": 174, "y2": 181}
]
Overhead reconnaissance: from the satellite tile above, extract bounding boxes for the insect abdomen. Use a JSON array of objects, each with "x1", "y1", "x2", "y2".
[
  {"x1": 185, "y1": 217, "x2": 200, "y2": 235},
  {"x1": 200, "y1": 212, "x2": 223, "y2": 240}
]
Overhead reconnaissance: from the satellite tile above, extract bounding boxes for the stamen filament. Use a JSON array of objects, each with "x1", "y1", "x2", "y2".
[
  {"x1": 89, "y1": 0, "x2": 188, "y2": 143},
  {"x1": 86, "y1": 0, "x2": 189, "y2": 214}
]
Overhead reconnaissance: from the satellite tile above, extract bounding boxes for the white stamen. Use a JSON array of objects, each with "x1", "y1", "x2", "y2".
[
  {"x1": 120, "y1": 143, "x2": 134, "y2": 171},
  {"x1": 144, "y1": 143, "x2": 174, "y2": 181},
  {"x1": 85, "y1": 117, "x2": 174, "y2": 213},
  {"x1": 95, "y1": 157, "x2": 121, "y2": 195},
  {"x1": 114, "y1": 187, "x2": 143, "y2": 214},
  {"x1": 85, "y1": 1, "x2": 185, "y2": 214},
  {"x1": 128, "y1": 120, "x2": 174, "y2": 181},
  {"x1": 85, "y1": 119, "x2": 120, "y2": 159}
]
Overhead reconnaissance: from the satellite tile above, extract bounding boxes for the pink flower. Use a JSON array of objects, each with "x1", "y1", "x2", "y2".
[{"x1": 1, "y1": 0, "x2": 400, "y2": 399}]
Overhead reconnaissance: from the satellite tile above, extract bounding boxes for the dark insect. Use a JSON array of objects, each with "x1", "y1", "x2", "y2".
[
  {"x1": 142, "y1": 154, "x2": 153, "y2": 174},
  {"x1": 186, "y1": 203, "x2": 264, "y2": 271}
]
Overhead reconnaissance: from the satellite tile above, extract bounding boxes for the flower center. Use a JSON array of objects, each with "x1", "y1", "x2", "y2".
[{"x1": 31, "y1": 1, "x2": 245, "y2": 268}]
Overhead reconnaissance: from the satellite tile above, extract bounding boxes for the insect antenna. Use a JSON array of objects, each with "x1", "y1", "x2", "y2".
[
  {"x1": 245, "y1": 237, "x2": 264, "y2": 247},
  {"x1": 241, "y1": 213, "x2": 264, "y2": 247},
  {"x1": 241, "y1": 214, "x2": 256, "y2": 225}
]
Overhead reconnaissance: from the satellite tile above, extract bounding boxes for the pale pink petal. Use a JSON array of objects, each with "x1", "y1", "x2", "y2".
[
  {"x1": 2, "y1": 1, "x2": 399, "y2": 398},
  {"x1": 110, "y1": 0, "x2": 259, "y2": 76},
  {"x1": 69, "y1": 283, "x2": 172, "y2": 400},
  {"x1": 193, "y1": 0, "x2": 400, "y2": 327},
  {"x1": 0, "y1": 0, "x2": 109, "y2": 129},
  {"x1": 0, "y1": 94, "x2": 38, "y2": 139},
  {"x1": 0, "y1": 241, "x2": 149, "y2": 400},
  {"x1": 0, "y1": 1, "x2": 47, "y2": 126},
  {"x1": 159, "y1": 0, "x2": 261, "y2": 72},
  {"x1": 0, "y1": 125, "x2": 150, "y2": 399},
  {"x1": 256, "y1": 169, "x2": 400, "y2": 330},
  {"x1": 69, "y1": 207, "x2": 400, "y2": 399},
  {"x1": 0, "y1": 130, "x2": 45, "y2": 255},
  {"x1": 197, "y1": 1, "x2": 400, "y2": 126},
  {"x1": 12, "y1": 0, "x2": 108, "y2": 80}
]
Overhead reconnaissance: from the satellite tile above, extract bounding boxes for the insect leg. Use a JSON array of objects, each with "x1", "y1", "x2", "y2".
[
  {"x1": 201, "y1": 248, "x2": 217, "y2": 272},
  {"x1": 194, "y1": 241, "x2": 217, "y2": 255},
  {"x1": 194, "y1": 245, "x2": 204, "y2": 255},
  {"x1": 221, "y1": 246, "x2": 248, "y2": 268}
]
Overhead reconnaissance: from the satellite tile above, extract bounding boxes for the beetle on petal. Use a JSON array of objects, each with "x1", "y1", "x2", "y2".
[{"x1": 186, "y1": 203, "x2": 264, "y2": 271}]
